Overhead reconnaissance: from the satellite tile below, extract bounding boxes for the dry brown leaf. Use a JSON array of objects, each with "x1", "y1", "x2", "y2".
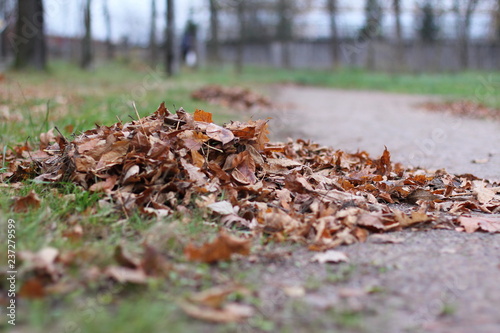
[
  {"x1": 206, "y1": 123, "x2": 234, "y2": 145},
  {"x1": 458, "y1": 215, "x2": 500, "y2": 233},
  {"x1": 193, "y1": 109, "x2": 213, "y2": 123},
  {"x1": 184, "y1": 230, "x2": 251, "y2": 263},
  {"x1": 179, "y1": 300, "x2": 254, "y2": 323},
  {"x1": 105, "y1": 266, "x2": 147, "y2": 284},
  {"x1": 12, "y1": 190, "x2": 41, "y2": 212}
]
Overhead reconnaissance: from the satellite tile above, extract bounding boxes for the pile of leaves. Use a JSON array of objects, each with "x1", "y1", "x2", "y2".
[
  {"x1": 420, "y1": 100, "x2": 500, "y2": 121},
  {"x1": 2, "y1": 104, "x2": 499, "y2": 253},
  {"x1": 191, "y1": 85, "x2": 275, "y2": 111}
]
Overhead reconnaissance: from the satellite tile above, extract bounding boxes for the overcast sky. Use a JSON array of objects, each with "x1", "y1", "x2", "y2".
[
  {"x1": 44, "y1": 0, "x2": 205, "y2": 44},
  {"x1": 43, "y1": 0, "x2": 496, "y2": 43}
]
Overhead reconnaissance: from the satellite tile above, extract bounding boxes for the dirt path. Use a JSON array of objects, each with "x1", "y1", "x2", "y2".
[
  {"x1": 245, "y1": 85, "x2": 500, "y2": 333},
  {"x1": 266, "y1": 85, "x2": 500, "y2": 181}
]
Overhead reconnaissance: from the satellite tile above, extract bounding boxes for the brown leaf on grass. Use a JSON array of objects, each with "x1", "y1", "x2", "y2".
[
  {"x1": 12, "y1": 190, "x2": 41, "y2": 212},
  {"x1": 184, "y1": 230, "x2": 251, "y2": 263},
  {"x1": 19, "y1": 277, "x2": 46, "y2": 299},
  {"x1": 105, "y1": 266, "x2": 147, "y2": 284},
  {"x1": 188, "y1": 285, "x2": 249, "y2": 308},
  {"x1": 114, "y1": 244, "x2": 141, "y2": 269},
  {"x1": 193, "y1": 109, "x2": 213, "y2": 123},
  {"x1": 180, "y1": 285, "x2": 253, "y2": 323}
]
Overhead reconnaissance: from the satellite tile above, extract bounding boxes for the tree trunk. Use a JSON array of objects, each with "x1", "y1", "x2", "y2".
[
  {"x1": 208, "y1": 0, "x2": 220, "y2": 65},
  {"x1": 393, "y1": 0, "x2": 404, "y2": 71},
  {"x1": 327, "y1": 0, "x2": 340, "y2": 69},
  {"x1": 149, "y1": 0, "x2": 158, "y2": 65},
  {"x1": 14, "y1": 0, "x2": 47, "y2": 70},
  {"x1": 103, "y1": 0, "x2": 114, "y2": 60},
  {"x1": 80, "y1": 0, "x2": 92, "y2": 69},
  {"x1": 456, "y1": 0, "x2": 479, "y2": 69},
  {"x1": 165, "y1": 0, "x2": 175, "y2": 76},
  {"x1": 276, "y1": 0, "x2": 292, "y2": 68},
  {"x1": 235, "y1": 0, "x2": 244, "y2": 74}
]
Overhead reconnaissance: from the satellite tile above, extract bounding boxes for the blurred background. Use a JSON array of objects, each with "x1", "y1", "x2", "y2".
[{"x1": 1, "y1": 0, "x2": 499, "y2": 73}]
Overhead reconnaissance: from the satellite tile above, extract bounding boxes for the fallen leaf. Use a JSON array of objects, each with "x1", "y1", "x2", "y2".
[
  {"x1": 311, "y1": 250, "x2": 349, "y2": 264},
  {"x1": 179, "y1": 300, "x2": 254, "y2": 323},
  {"x1": 193, "y1": 109, "x2": 213, "y2": 123},
  {"x1": 105, "y1": 266, "x2": 147, "y2": 284},
  {"x1": 208, "y1": 201, "x2": 237, "y2": 215},
  {"x1": 184, "y1": 230, "x2": 251, "y2": 263},
  {"x1": 206, "y1": 123, "x2": 235, "y2": 144},
  {"x1": 368, "y1": 234, "x2": 405, "y2": 244},
  {"x1": 13, "y1": 190, "x2": 41, "y2": 212}
]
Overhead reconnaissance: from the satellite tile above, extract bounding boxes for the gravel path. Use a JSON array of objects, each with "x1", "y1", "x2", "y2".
[
  {"x1": 267, "y1": 85, "x2": 500, "y2": 181},
  {"x1": 250, "y1": 85, "x2": 500, "y2": 333}
]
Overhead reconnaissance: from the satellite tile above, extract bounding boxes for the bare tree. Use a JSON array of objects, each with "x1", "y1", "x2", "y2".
[
  {"x1": 326, "y1": 0, "x2": 340, "y2": 69},
  {"x1": 149, "y1": 0, "x2": 158, "y2": 65},
  {"x1": 80, "y1": 0, "x2": 92, "y2": 69},
  {"x1": 276, "y1": 0, "x2": 293, "y2": 68},
  {"x1": 393, "y1": 0, "x2": 404, "y2": 70},
  {"x1": 208, "y1": 0, "x2": 220, "y2": 64},
  {"x1": 235, "y1": 0, "x2": 245, "y2": 74},
  {"x1": 361, "y1": 0, "x2": 383, "y2": 70},
  {"x1": 165, "y1": 0, "x2": 175, "y2": 76},
  {"x1": 102, "y1": 0, "x2": 114, "y2": 61},
  {"x1": 13, "y1": 0, "x2": 46, "y2": 70},
  {"x1": 496, "y1": 0, "x2": 500, "y2": 41},
  {"x1": 453, "y1": 0, "x2": 480, "y2": 69},
  {"x1": 103, "y1": 0, "x2": 114, "y2": 60}
]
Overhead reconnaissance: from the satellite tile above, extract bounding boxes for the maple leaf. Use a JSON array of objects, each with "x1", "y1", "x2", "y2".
[{"x1": 184, "y1": 230, "x2": 251, "y2": 263}]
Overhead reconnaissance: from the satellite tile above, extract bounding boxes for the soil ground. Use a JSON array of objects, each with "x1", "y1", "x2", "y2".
[{"x1": 248, "y1": 85, "x2": 500, "y2": 333}]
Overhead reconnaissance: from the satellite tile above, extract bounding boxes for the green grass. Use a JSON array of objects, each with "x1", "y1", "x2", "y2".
[
  {"x1": 181, "y1": 66, "x2": 500, "y2": 108},
  {"x1": 1, "y1": 60, "x2": 499, "y2": 332}
]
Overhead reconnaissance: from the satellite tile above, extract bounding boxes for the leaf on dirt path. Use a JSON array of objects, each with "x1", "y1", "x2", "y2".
[
  {"x1": 193, "y1": 109, "x2": 213, "y2": 123},
  {"x1": 311, "y1": 250, "x2": 349, "y2": 264},
  {"x1": 393, "y1": 209, "x2": 430, "y2": 228},
  {"x1": 374, "y1": 146, "x2": 392, "y2": 176},
  {"x1": 12, "y1": 190, "x2": 41, "y2": 212},
  {"x1": 184, "y1": 230, "x2": 251, "y2": 263},
  {"x1": 368, "y1": 234, "x2": 406, "y2": 244},
  {"x1": 458, "y1": 216, "x2": 500, "y2": 233},
  {"x1": 472, "y1": 181, "x2": 497, "y2": 204},
  {"x1": 206, "y1": 123, "x2": 234, "y2": 144},
  {"x1": 179, "y1": 299, "x2": 254, "y2": 323},
  {"x1": 188, "y1": 285, "x2": 249, "y2": 308}
]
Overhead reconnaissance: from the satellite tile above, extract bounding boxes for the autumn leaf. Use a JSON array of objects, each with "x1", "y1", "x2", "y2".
[
  {"x1": 184, "y1": 230, "x2": 251, "y2": 263},
  {"x1": 13, "y1": 190, "x2": 41, "y2": 212},
  {"x1": 206, "y1": 123, "x2": 235, "y2": 144},
  {"x1": 193, "y1": 109, "x2": 213, "y2": 123}
]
